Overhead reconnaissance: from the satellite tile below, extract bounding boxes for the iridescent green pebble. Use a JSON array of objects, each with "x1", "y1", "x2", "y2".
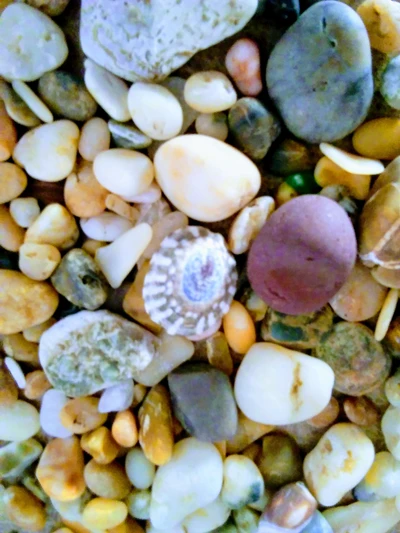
[
  {"x1": 285, "y1": 171, "x2": 320, "y2": 194},
  {"x1": 314, "y1": 322, "x2": 391, "y2": 396},
  {"x1": 228, "y1": 97, "x2": 281, "y2": 161},
  {"x1": 51, "y1": 248, "x2": 108, "y2": 311},
  {"x1": 232, "y1": 507, "x2": 259, "y2": 533},
  {"x1": 261, "y1": 305, "x2": 334, "y2": 350},
  {"x1": 0, "y1": 439, "x2": 42, "y2": 482},
  {"x1": 38, "y1": 70, "x2": 97, "y2": 121},
  {"x1": 108, "y1": 120, "x2": 153, "y2": 150},
  {"x1": 256, "y1": 434, "x2": 303, "y2": 489}
]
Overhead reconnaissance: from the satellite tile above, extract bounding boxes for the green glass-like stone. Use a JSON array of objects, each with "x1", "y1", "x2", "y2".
[{"x1": 285, "y1": 171, "x2": 320, "y2": 194}]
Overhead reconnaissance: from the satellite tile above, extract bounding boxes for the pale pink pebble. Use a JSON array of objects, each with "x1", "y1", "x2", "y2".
[{"x1": 225, "y1": 38, "x2": 262, "y2": 96}]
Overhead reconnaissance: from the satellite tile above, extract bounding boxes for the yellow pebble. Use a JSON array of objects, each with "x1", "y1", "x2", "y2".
[
  {"x1": 81, "y1": 238, "x2": 107, "y2": 256},
  {"x1": 24, "y1": 203, "x2": 79, "y2": 250},
  {"x1": 223, "y1": 300, "x2": 256, "y2": 355},
  {"x1": 84, "y1": 459, "x2": 132, "y2": 499},
  {"x1": 0, "y1": 99, "x2": 17, "y2": 162},
  {"x1": 60, "y1": 397, "x2": 107, "y2": 434},
  {"x1": 375, "y1": 288, "x2": 399, "y2": 341},
  {"x1": 24, "y1": 370, "x2": 52, "y2": 400},
  {"x1": 4, "y1": 486, "x2": 46, "y2": 532},
  {"x1": 0, "y1": 204, "x2": 25, "y2": 251},
  {"x1": 81, "y1": 426, "x2": 120, "y2": 464},
  {"x1": 357, "y1": 0, "x2": 400, "y2": 54},
  {"x1": 23, "y1": 317, "x2": 57, "y2": 343},
  {"x1": 132, "y1": 384, "x2": 148, "y2": 408},
  {"x1": 353, "y1": 118, "x2": 400, "y2": 160},
  {"x1": 227, "y1": 411, "x2": 274, "y2": 454},
  {"x1": 0, "y1": 162, "x2": 27, "y2": 204},
  {"x1": 82, "y1": 498, "x2": 128, "y2": 530},
  {"x1": 275, "y1": 182, "x2": 298, "y2": 207},
  {"x1": 314, "y1": 157, "x2": 371, "y2": 200},
  {"x1": 2, "y1": 333, "x2": 39, "y2": 364},
  {"x1": 112, "y1": 410, "x2": 138, "y2": 448},
  {"x1": 19, "y1": 242, "x2": 61, "y2": 281}
]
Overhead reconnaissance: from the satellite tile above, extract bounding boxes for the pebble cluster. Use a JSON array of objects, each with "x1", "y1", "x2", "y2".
[{"x1": 0, "y1": 1, "x2": 399, "y2": 533}]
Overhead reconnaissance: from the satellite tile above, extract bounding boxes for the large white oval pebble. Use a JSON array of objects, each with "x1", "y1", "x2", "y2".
[
  {"x1": 125, "y1": 447, "x2": 156, "y2": 490},
  {"x1": 154, "y1": 134, "x2": 261, "y2": 222},
  {"x1": 234, "y1": 343, "x2": 334, "y2": 425},
  {"x1": 0, "y1": 400, "x2": 40, "y2": 441},
  {"x1": 98, "y1": 379, "x2": 134, "y2": 413},
  {"x1": 40, "y1": 389, "x2": 73, "y2": 439},
  {"x1": 13, "y1": 120, "x2": 79, "y2": 182},
  {"x1": 182, "y1": 498, "x2": 230, "y2": 533},
  {"x1": 80, "y1": 213, "x2": 134, "y2": 242},
  {"x1": 304, "y1": 423, "x2": 375, "y2": 507},
  {"x1": 94, "y1": 148, "x2": 154, "y2": 197},
  {"x1": 128, "y1": 82, "x2": 183, "y2": 141},
  {"x1": 150, "y1": 437, "x2": 223, "y2": 529}
]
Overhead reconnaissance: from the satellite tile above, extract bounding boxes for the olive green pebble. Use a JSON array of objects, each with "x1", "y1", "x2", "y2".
[
  {"x1": 232, "y1": 507, "x2": 259, "y2": 533},
  {"x1": 38, "y1": 71, "x2": 98, "y2": 122},
  {"x1": 108, "y1": 120, "x2": 153, "y2": 150},
  {"x1": 51, "y1": 248, "x2": 109, "y2": 311},
  {"x1": 256, "y1": 434, "x2": 303, "y2": 489},
  {"x1": 314, "y1": 322, "x2": 392, "y2": 396},
  {"x1": 261, "y1": 305, "x2": 334, "y2": 350}
]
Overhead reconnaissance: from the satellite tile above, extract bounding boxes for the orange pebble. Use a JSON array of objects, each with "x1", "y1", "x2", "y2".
[
  {"x1": 307, "y1": 397, "x2": 340, "y2": 429},
  {"x1": 223, "y1": 300, "x2": 256, "y2": 354},
  {"x1": 112, "y1": 410, "x2": 138, "y2": 448},
  {"x1": 0, "y1": 99, "x2": 17, "y2": 161}
]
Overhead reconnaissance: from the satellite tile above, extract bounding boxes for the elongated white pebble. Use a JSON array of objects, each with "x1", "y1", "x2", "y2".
[
  {"x1": 324, "y1": 499, "x2": 400, "y2": 533},
  {"x1": 221, "y1": 454, "x2": 264, "y2": 510},
  {"x1": 182, "y1": 498, "x2": 230, "y2": 533},
  {"x1": 94, "y1": 148, "x2": 154, "y2": 197},
  {"x1": 128, "y1": 82, "x2": 183, "y2": 141},
  {"x1": 184, "y1": 71, "x2": 237, "y2": 113},
  {"x1": 122, "y1": 181, "x2": 162, "y2": 204},
  {"x1": 375, "y1": 288, "x2": 399, "y2": 341},
  {"x1": 125, "y1": 447, "x2": 156, "y2": 489},
  {"x1": 4, "y1": 356, "x2": 26, "y2": 389},
  {"x1": 303, "y1": 423, "x2": 375, "y2": 506},
  {"x1": 382, "y1": 406, "x2": 400, "y2": 460},
  {"x1": 96, "y1": 223, "x2": 152, "y2": 288},
  {"x1": 98, "y1": 379, "x2": 134, "y2": 413},
  {"x1": 319, "y1": 143, "x2": 384, "y2": 175},
  {"x1": 12, "y1": 80, "x2": 53, "y2": 123},
  {"x1": 9, "y1": 197, "x2": 40, "y2": 228},
  {"x1": 0, "y1": 400, "x2": 40, "y2": 441},
  {"x1": 84, "y1": 59, "x2": 130, "y2": 122},
  {"x1": 80, "y1": 213, "x2": 133, "y2": 242},
  {"x1": 40, "y1": 389, "x2": 72, "y2": 439}
]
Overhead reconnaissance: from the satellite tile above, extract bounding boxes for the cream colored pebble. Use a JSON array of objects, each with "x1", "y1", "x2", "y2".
[
  {"x1": 80, "y1": 213, "x2": 134, "y2": 242},
  {"x1": 184, "y1": 71, "x2": 237, "y2": 113},
  {"x1": 19, "y1": 242, "x2": 61, "y2": 281},
  {"x1": 106, "y1": 194, "x2": 139, "y2": 222},
  {"x1": 0, "y1": 204, "x2": 25, "y2": 251},
  {"x1": 10, "y1": 197, "x2": 40, "y2": 228},
  {"x1": 4, "y1": 356, "x2": 26, "y2": 389},
  {"x1": 96, "y1": 223, "x2": 153, "y2": 288},
  {"x1": 143, "y1": 211, "x2": 189, "y2": 260},
  {"x1": 195, "y1": 112, "x2": 229, "y2": 141},
  {"x1": 319, "y1": 143, "x2": 384, "y2": 175},
  {"x1": 128, "y1": 82, "x2": 183, "y2": 141},
  {"x1": 84, "y1": 59, "x2": 130, "y2": 122},
  {"x1": 82, "y1": 498, "x2": 128, "y2": 530},
  {"x1": 94, "y1": 148, "x2": 154, "y2": 197},
  {"x1": 11, "y1": 80, "x2": 53, "y2": 123},
  {"x1": 228, "y1": 196, "x2": 275, "y2": 255},
  {"x1": 25, "y1": 203, "x2": 79, "y2": 250},
  {"x1": 122, "y1": 181, "x2": 162, "y2": 204},
  {"x1": 79, "y1": 117, "x2": 111, "y2": 161},
  {"x1": 23, "y1": 318, "x2": 56, "y2": 343},
  {"x1": 375, "y1": 288, "x2": 399, "y2": 341}
]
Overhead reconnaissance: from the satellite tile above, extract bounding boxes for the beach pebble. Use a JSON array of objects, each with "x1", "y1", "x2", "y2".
[
  {"x1": 84, "y1": 59, "x2": 130, "y2": 121},
  {"x1": 375, "y1": 288, "x2": 398, "y2": 341},
  {"x1": 324, "y1": 499, "x2": 400, "y2": 533},
  {"x1": 232, "y1": 507, "x2": 259, "y2": 533},
  {"x1": 108, "y1": 120, "x2": 153, "y2": 150},
  {"x1": 128, "y1": 82, "x2": 183, "y2": 141},
  {"x1": 0, "y1": 4, "x2": 68, "y2": 81},
  {"x1": 225, "y1": 38, "x2": 262, "y2": 96},
  {"x1": 382, "y1": 406, "x2": 400, "y2": 460},
  {"x1": 0, "y1": 438, "x2": 42, "y2": 481},
  {"x1": 314, "y1": 157, "x2": 371, "y2": 201},
  {"x1": 183, "y1": 498, "x2": 231, "y2": 533},
  {"x1": 380, "y1": 55, "x2": 400, "y2": 110},
  {"x1": 64, "y1": 161, "x2": 108, "y2": 218},
  {"x1": 112, "y1": 409, "x2": 138, "y2": 448},
  {"x1": 60, "y1": 396, "x2": 107, "y2": 434},
  {"x1": 24, "y1": 370, "x2": 52, "y2": 400},
  {"x1": 106, "y1": 194, "x2": 138, "y2": 223},
  {"x1": 319, "y1": 142, "x2": 384, "y2": 175},
  {"x1": 257, "y1": 434, "x2": 303, "y2": 489},
  {"x1": 221, "y1": 455, "x2": 264, "y2": 509},
  {"x1": 357, "y1": 0, "x2": 400, "y2": 54},
  {"x1": 84, "y1": 460, "x2": 131, "y2": 500},
  {"x1": 168, "y1": 362, "x2": 238, "y2": 442},
  {"x1": 3, "y1": 333, "x2": 40, "y2": 364},
  {"x1": 302, "y1": 512, "x2": 333, "y2": 533},
  {"x1": 125, "y1": 447, "x2": 156, "y2": 490},
  {"x1": 372, "y1": 265, "x2": 400, "y2": 289},
  {"x1": 0, "y1": 163, "x2": 27, "y2": 204},
  {"x1": 0, "y1": 99, "x2": 17, "y2": 161},
  {"x1": 303, "y1": 423, "x2": 375, "y2": 506},
  {"x1": 13, "y1": 120, "x2": 79, "y2": 182},
  {"x1": 82, "y1": 498, "x2": 128, "y2": 530},
  {"x1": 0, "y1": 400, "x2": 40, "y2": 441},
  {"x1": 98, "y1": 379, "x2": 134, "y2": 413},
  {"x1": 80, "y1": 213, "x2": 133, "y2": 242},
  {"x1": 226, "y1": 411, "x2": 274, "y2": 455},
  {"x1": 10, "y1": 197, "x2": 40, "y2": 228},
  {"x1": 25, "y1": 203, "x2": 79, "y2": 250},
  {"x1": 195, "y1": 113, "x2": 228, "y2": 141},
  {"x1": 0, "y1": 204, "x2": 25, "y2": 251},
  {"x1": 0, "y1": 78, "x2": 41, "y2": 127},
  {"x1": 353, "y1": 118, "x2": 400, "y2": 160},
  {"x1": 0, "y1": 361, "x2": 18, "y2": 407},
  {"x1": 3, "y1": 485, "x2": 46, "y2": 532},
  {"x1": 355, "y1": 451, "x2": 400, "y2": 500},
  {"x1": 223, "y1": 300, "x2": 256, "y2": 355},
  {"x1": 150, "y1": 437, "x2": 223, "y2": 529},
  {"x1": 23, "y1": 0, "x2": 71, "y2": 16},
  {"x1": 154, "y1": 134, "x2": 260, "y2": 222},
  {"x1": 266, "y1": 1, "x2": 373, "y2": 143},
  {"x1": 127, "y1": 489, "x2": 151, "y2": 520},
  {"x1": 79, "y1": 117, "x2": 111, "y2": 161},
  {"x1": 4, "y1": 357, "x2": 25, "y2": 388},
  {"x1": 123, "y1": 181, "x2": 162, "y2": 204},
  {"x1": 184, "y1": 71, "x2": 237, "y2": 113},
  {"x1": 38, "y1": 70, "x2": 97, "y2": 121},
  {"x1": 81, "y1": 426, "x2": 120, "y2": 465},
  {"x1": 19, "y1": 242, "x2": 61, "y2": 281},
  {"x1": 12, "y1": 80, "x2": 53, "y2": 123},
  {"x1": 234, "y1": 343, "x2": 334, "y2": 425},
  {"x1": 40, "y1": 389, "x2": 72, "y2": 439},
  {"x1": 0, "y1": 269, "x2": 59, "y2": 334}
]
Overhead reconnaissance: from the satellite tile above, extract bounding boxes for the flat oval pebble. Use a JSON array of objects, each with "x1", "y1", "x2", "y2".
[
  {"x1": 248, "y1": 195, "x2": 357, "y2": 315},
  {"x1": 125, "y1": 447, "x2": 156, "y2": 490},
  {"x1": 0, "y1": 4, "x2": 68, "y2": 82},
  {"x1": 0, "y1": 162, "x2": 27, "y2": 204},
  {"x1": 266, "y1": 1, "x2": 373, "y2": 143},
  {"x1": 40, "y1": 389, "x2": 73, "y2": 439},
  {"x1": 0, "y1": 79, "x2": 41, "y2": 127},
  {"x1": 0, "y1": 400, "x2": 40, "y2": 441},
  {"x1": 324, "y1": 499, "x2": 400, "y2": 533},
  {"x1": 234, "y1": 342, "x2": 334, "y2": 425},
  {"x1": 154, "y1": 134, "x2": 260, "y2": 222},
  {"x1": 150, "y1": 437, "x2": 223, "y2": 529}
]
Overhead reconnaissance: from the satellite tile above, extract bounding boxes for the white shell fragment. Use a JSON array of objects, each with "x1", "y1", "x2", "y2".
[
  {"x1": 320, "y1": 143, "x2": 384, "y2": 175},
  {"x1": 4, "y1": 357, "x2": 26, "y2": 389},
  {"x1": 12, "y1": 80, "x2": 53, "y2": 123},
  {"x1": 98, "y1": 379, "x2": 135, "y2": 413},
  {"x1": 80, "y1": 213, "x2": 134, "y2": 242},
  {"x1": 40, "y1": 389, "x2": 73, "y2": 439}
]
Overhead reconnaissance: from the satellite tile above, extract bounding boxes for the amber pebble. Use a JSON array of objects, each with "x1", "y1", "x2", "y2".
[
  {"x1": 112, "y1": 410, "x2": 138, "y2": 448},
  {"x1": 353, "y1": 118, "x2": 400, "y2": 160},
  {"x1": 314, "y1": 156, "x2": 371, "y2": 200},
  {"x1": 0, "y1": 204, "x2": 25, "y2": 251},
  {"x1": 2, "y1": 333, "x2": 39, "y2": 364},
  {"x1": 307, "y1": 397, "x2": 340, "y2": 429},
  {"x1": 24, "y1": 370, "x2": 52, "y2": 400},
  {"x1": 4, "y1": 486, "x2": 46, "y2": 532},
  {"x1": 0, "y1": 162, "x2": 28, "y2": 204},
  {"x1": 357, "y1": 0, "x2": 400, "y2": 54},
  {"x1": 223, "y1": 300, "x2": 256, "y2": 355},
  {"x1": 206, "y1": 331, "x2": 234, "y2": 376},
  {"x1": 84, "y1": 459, "x2": 131, "y2": 499},
  {"x1": 0, "y1": 99, "x2": 17, "y2": 162},
  {"x1": 60, "y1": 397, "x2": 107, "y2": 434},
  {"x1": 344, "y1": 396, "x2": 380, "y2": 426},
  {"x1": 385, "y1": 316, "x2": 400, "y2": 357},
  {"x1": 257, "y1": 434, "x2": 303, "y2": 489},
  {"x1": 0, "y1": 360, "x2": 18, "y2": 407},
  {"x1": 372, "y1": 266, "x2": 400, "y2": 289},
  {"x1": 64, "y1": 159, "x2": 108, "y2": 218},
  {"x1": 81, "y1": 426, "x2": 120, "y2": 464}
]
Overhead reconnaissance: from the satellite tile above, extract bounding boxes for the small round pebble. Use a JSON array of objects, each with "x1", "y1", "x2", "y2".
[
  {"x1": 195, "y1": 112, "x2": 229, "y2": 141},
  {"x1": 82, "y1": 498, "x2": 128, "y2": 530},
  {"x1": 221, "y1": 455, "x2": 264, "y2": 509},
  {"x1": 84, "y1": 460, "x2": 131, "y2": 500},
  {"x1": 64, "y1": 160, "x2": 108, "y2": 218},
  {"x1": 125, "y1": 447, "x2": 156, "y2": 490},
  {"x1": 0, "y1": 162, "x2": 27, "y2": 205},
  {"x1": 381, "y1": 55, "x2": 400, "y2": 110},
  {"x1": 225, "y1": 38, "x2": 262, "y2": 96},
  {"x1": 19, "y1": 242, "x2": 61, "y2": 281},
  {"x1": 184, "y1": 71, "x2": 237, "y2": 113},
  {"x1": 257, "y1": 434, "x2": 303, "y2": 488},
  {"x1": 126, "y1": 489, "x2": 151, "y2": 520},
  {"x1": 10, "y1": 197, "x2": 40, "y2": 228},
  {"x1": 0, "y1": 400, "x2": 40, "y2": 441},
  {"x1": 80, "y1": 213, "x2": 134, "y2": 242}
]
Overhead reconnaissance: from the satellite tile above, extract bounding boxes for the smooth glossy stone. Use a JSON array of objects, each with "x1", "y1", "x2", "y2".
[
  {"x1": 82, "y1": 498, "x2": 128, "y2": 530},
  {"x1": 232, "y1": 507, "x2": 259, "y2": 533},
  {"x1": 221, "y1": 455, "x2": 264, "y2": 509},
  {"x1": 80, "y1": 213, "x2": 133, "y2": 242},
  {"x1": 3, "y1": 485, "x2": 46, "y2": 532},
  {"x1": 125, "y1": 447, "x2": 156, "y2": 490},
  {"x1": 184, "y1": 71, "x2": 237, "y2": 113},
  {"x1": 225, "y1": 38, "x2": 262, "y2": 96},
  {"x1": 324, "y1": 499, "x2": 400, "y2": 533},
  {"x1": 79, "y1": 117, "x2": 111, "y2": 162},
  {"x1": 381, "y1": 55, "x2": 400, "y2": 110},
  {"x1": 0, "y1": 400, "x2": 40, "y2": 441},
  {"x1": 256, "y1": 434, "x2": 303, "y2": 489},
  {"x1": 357, "y1": 0, "x2": 400, "y2": 54},
  {"x1": 19, "y1": 242, "x2": 61, "y2": 281},
  {"x1": 302, "y1": 511, "x2": 333, "y2": 533},
  {"x1": 168, "y1": 362, "x2": 238, "y2": 442},
  {"x1": 40, "y1": 389, "x2": 72, "y2": 439},
  {"x1": 355, "y1": 451, "x2": 400, "y2": 500},
  {"x1": 195, "y1": 112, "x2": 229, "y2": 141},
  {"x1": 266, "y1": 1, "x2": 373, "y2": 143},
  {"x1": 22, "y1": 0, "x2": 71, "y2": 16},
  {"x1": 126, "y1": 489, "x2": 151, "y2": 520},
  {"x1": 319, "y1": 142, "x2": 384, "y2": 175},
  {"x1": 372, "y1": 266, "x2": 400, "y2": 289},
  {"x1": 84, "y1": 460, "x2": 131, "y2": 500},
  {"x1": 229, "y1": 97, "x2": 280, "y2": 160},
  {"x1": 0, "y1": 78, "x2": 41, "y2": 127},
  {"x1": 0, "y1": 438, "x2": 42, "y2": 481},
  {"x1": 183, "y1": 498, "x2": 231, "y2": 533},
  {"x1": 162, "y1": 76, "x2": 199, "y2": 133},
  {"x1": 0, "y1": 162, "x2": 27, "y2": 204},
  {"x1": 10, "y1": 197, "x2": 40, "y2": 228},
  {"x1": 98, "y1": 379, "x2": 134, "y2": 413},
  {"x1": 108, "y1": 120, "x2": 153, "y2": 150},
  {"x1": 382, "y1": 406, "x2": 400, "y2": 460},
  {"x1": 0, "y1": 204, "x2": 25, "y2": 252},
  {"x1": 268, "y1": 138, "x2": 321, "y2": 177}
]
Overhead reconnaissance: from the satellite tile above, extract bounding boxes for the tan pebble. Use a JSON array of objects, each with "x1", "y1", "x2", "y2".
[
  {"x1": 0, "y1": 204, "x2": 25, "y2": 251},
  {"x1": 353, "y1": 118, "x2": 400, "y2": 160},
  {"x1": 314, "y1": 156, "x2": 371, "y2": 200},
  {"x1": 81, "y1": 238, "x2": 107, "y2": 256},
  {"x1": 10, "y1": 197, "x2": 40, "y2": 228},
  {"x1": 112, "y1": 410, "x2": 138, "y2": 448},
  {"x1": 25, "y1": 203, "x2": 79, "y2": 250},
  {"x1": 226, "y1": 411, "x2": 274, "y2": 454},
  {"x1": 242, "y1": 442, "x2": 262, "y2": 463},
  {"x1": 82, "y1": 498, "x2": 128, "y2": 530},
  {"x1": 206, "y1": 332, "x2": 233, "y2": 376},
  {"x1": 132, "y1": 384, "x2": 148, "y2": 408},
  {"x1": 52, "y1": 529, "x2": 74, "y2": 533},
  {"x1": 343, "y1": 396, "x2": 379, "y2": 426},
  {"x1": 64, "y1": 159, "x2": 108, "y2": 218},
  {"x1": 307, "y1": 397, "x2": 340, "y2": 429},
  {"x1": 79, "y1": 117, "x2": 111, "y2": 162},
  {"x1": 19, "y1": 242, "x2": 61, "y2": 281},
  {"x1": 139, "y1": 385, "x2": 174, "y2": 466},
  {"x1": 357, "y1": 0, "x2": 400, "y2": 53},
  {"x1": 3, "y1": 333, "x2": 39, "y2": 364},
  {"x1": 0, "y1": 162, "x2": 27, "y2": 204},
  {"x1": 12, "y1": 80, "x2": 53, "y2": 123},
  {"x1": 375, "y1": 288, "x2": 399, "y2": 341},
  {"x1": 223, "y1": 300, "x2": 256, "y2": 355},
  {"x1": 24, "y1": 370, "x2": 51, "y2": 400},
  {"x1": 372, "y1": 266, "x2": 400, "y2": 289},
  {"x1": 4, "y1": 485, "x2": 46, "y2": 532},
  {"x1": 0, "y1": 99, "x2": 17, "y2": 161},
  {"x1": 106, "y1": 194, "x2": 139, "y2": 223},
  {"x1": 228, "y1": 196, "x2": 275, "y2": 255},
  {"x1": 23, "y1": 317, "x2": 56, "y2": 343},
  {"x1": 84, "y1": 459, "x2": 131, "y2": 500},
  {"x1": 195, "y1": 112, "x2": 229, "y2": 141},
  {"x1": 319, "y1": 143, "x2": 384, "y2": 174},
  {"x1": 184, "y1": 71, "x2": 237, "y2": 113},
  {"x1": 60, "y1": 397, "x2": 107, "y2": 435},
  {"x1": 225, "y1": 38, "x2": 262, "y2": 96},
  {"x1": 81, "y1": 426, "x2": 121, "y2": 465},
  {"x1": 143, "y1": 211, "x2": 188, "y2": 260},
  {"x1": 117, "y1": 517, "x2": 145, "y2": 533},
  {"x1": 0, "y1": 360, "x2": 18, "y2": 407},
  {"x1": 36, "y1": 436, "x2": 86, "y2": 502}
]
